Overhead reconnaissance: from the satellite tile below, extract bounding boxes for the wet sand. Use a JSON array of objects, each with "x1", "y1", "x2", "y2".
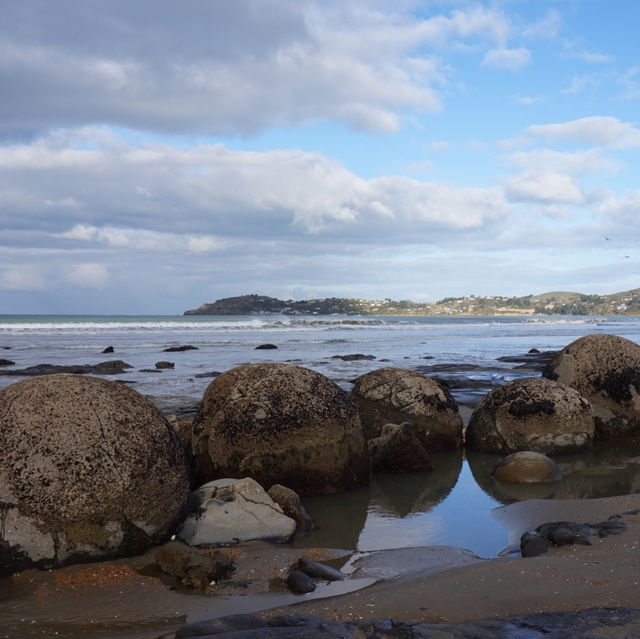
[
  {"x1": 2, "y1": 494, "x2": 640, "y2": 638},
  {"x1": 262, "y1": 493, "x2": 640, "y2": 624}
]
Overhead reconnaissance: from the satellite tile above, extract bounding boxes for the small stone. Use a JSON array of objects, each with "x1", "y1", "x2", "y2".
[
  {"x1": 520, "y1": 531, "x2": 548, "y2": 557},
  {"x1": 286, "y1": 570, "x2": 316, "y2": 594}
]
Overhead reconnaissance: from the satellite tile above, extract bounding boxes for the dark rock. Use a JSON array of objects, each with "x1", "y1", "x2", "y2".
[
  {"x1": 194, "y1": 370, "x2": 222, "y2": 378},
  {"x1": 297, "y1": 557, "x2": 344, "y2": 581},
  {"x1": 255, "y1": 343, "x2": 278, "y2": 350},
  {"x1": 331, "y1": 354, "x2": 376, "y2": 361},
  {"x1": 529, "y1": 348, "x2": 541, "y2": 353},
  {"x1": 286, "y1": 570, "x2": 317, "y2": 593},
  {"x1": 368, "y1": 422, "x2": 433, "y2": 473},
  {"x1": 0, "y1": 374, "x2": 189, "y2": 577},
  {"x1": 0, "y1": 359, "x2": 14, "y2": 366},
  {"x1": 167, "y1": 607, "x2": 640, "y2": 638},
  {"x1": 150, "y1": 540, "x2": 234, "y2": 589},
  {"x1": 466, "y1": 377, "x2": 594, "y2": 455},
  {"x1": 139, "y1": 369, "x2": 162, "y2": 373},
  {"x1": 156, "y1": 361, "x2": 175, "y2": 369},
  {"x1": 352, "y1": 367, "x2": 463, "y2": 450},
  {"x1": 190, "y1": 363, "x2": 369, "y2": 495},
  {"x1": 536, "y1": 521, "x2": 591, "y2": 546},
  {"x1": 520, "y1": 531, "x2": 548, "y2": 557},
  {"x1": 590, "y1": 516, "x2": 627, "y2": 538},
  {"x1": 102, "y1": 346, "x2": 115, "y2": 353},
  {"x1": 267, "y1": 484, "x2": 314, "y2": 532},
  {"x1": 163, "y1": 345, "x2": 199, "y2": 352},
  {"x1": 0, "y1": 360, "x2": 134, "y2": 376},
  {"x1": 543, "y1": 334, "x2": 640, "y2": 441},
  {"x1": 173, "y1": 614, "x2": 268, "y2": 638}
]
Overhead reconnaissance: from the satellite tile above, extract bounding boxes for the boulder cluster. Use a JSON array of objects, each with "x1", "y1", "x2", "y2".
[{"x1": 1, "y1": 332, "x2": 639, "y2": 577}]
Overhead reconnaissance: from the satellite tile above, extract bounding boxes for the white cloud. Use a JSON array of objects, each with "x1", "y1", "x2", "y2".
[
  {"x1": 0, "y1": 266, "x2": 46, "y2": 290},
  {"x1": 522, "y1": 9, "x2": 562, "y2": 40},
  {"x1": 66, "y1": 263, "x2": 110, "y2": 289},
  {"x1": 482, "y1": 47, "x2": 532, "y2": 71},
  {"x1": 560, "y1": 74, "x2": 600, "y2": 95},
  {"x1": 527, "y1": 117, "x2": 640, "y2": 149},
  {"x1": 0, "y1": 2, "x2": 558, "y2": 138},
  {"x1": 562, "y1": 39, "x2": 614, "y2": 64},
  {"x1": 512, "y1": 94, "x2": 544, "y2": 106},
  {"x1": 506, "y1": 172, "x2": 585, "y2": 205},
  {"x1": 504, "y1": 149, "x2": 620, "y2": 175},
  {"x1": 58, "y1": 225, "x2": 230, "y2": 254},
  {"x1": 4, "y1": 128, "x2": 507, "y2": 241}
]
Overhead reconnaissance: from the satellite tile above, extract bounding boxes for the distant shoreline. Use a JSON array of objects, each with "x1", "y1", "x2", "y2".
[{"x1": 184, "y1": 289, "x2": 640, "y2": 317}]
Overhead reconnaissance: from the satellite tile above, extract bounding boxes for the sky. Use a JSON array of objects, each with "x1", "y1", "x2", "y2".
[{"x1": 1, "y1": 0, "x2": 640, "y2": 314}]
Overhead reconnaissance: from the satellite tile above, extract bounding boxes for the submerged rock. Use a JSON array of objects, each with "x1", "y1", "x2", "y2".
[
  {"x1": 0, "y1": 374, "x2": 189, "y2": 577},
  {"x1": 177, "y1": 477, "x2": 296, "y2": 546},
  {"x1": 466, "y1": 377, "x2": 594, "y2": 455},
  {"x1": 543, "y1": 333, "x2": 640, "y2": 441},
  {"x1": 351, "y1": 367, "x2": 463, "y2": 450},
  {"x1": 190, "y1": 363, "x2": 369, "y2": 495},
  {"x1": 163, "y1": 345, "x2": 198, "y2": 352},
  {"x1": 492, "y1": 451, "x2": 563, "y2": 484}
]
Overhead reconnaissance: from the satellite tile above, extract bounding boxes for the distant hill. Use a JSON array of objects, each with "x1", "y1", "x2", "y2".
[{"x1": 184, "y1": 288, "x2": 640, "y2": 316}]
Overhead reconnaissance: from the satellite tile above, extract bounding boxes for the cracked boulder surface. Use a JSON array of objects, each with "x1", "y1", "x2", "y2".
[
  {"x1": 466, "y1": 377, "x2": 594, "y2": 455},
  {"x1": 0, "y1": 373, "x2": 189, "y2": 577},
  {"x1": 543, "y1": 333, "x2": 640, "y2": 441},
  {"x1": 351, "y1": 367, "x2": 463, "y2": 451},
  {"x1": 190, "y1": 363, "x2": 369, "y2": 496}
]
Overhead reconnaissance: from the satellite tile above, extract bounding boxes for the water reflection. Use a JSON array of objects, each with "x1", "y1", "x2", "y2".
[
  {"x1": 368, "y1": 451, "x2": 463, "y2": 516},
  {"x1": 467, "y1": 442, "x2": 640, "y2": 505},
  {"x1": 295, "y1": 442, "x2": 640, "y2": 559}
]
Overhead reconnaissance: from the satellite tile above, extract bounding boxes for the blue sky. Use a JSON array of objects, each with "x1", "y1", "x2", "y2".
[{"x1": 1, "y1": 0, "x2": 639, "y2": 314}]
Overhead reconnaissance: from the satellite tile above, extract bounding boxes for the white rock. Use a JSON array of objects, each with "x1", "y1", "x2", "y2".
[{"x1": 177, "y1": 477, "x2": 296, "y2": 546}]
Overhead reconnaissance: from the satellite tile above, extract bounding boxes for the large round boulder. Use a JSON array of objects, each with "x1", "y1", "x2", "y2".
[
  {"x1": 0, "y1": 374, "x2": 189, "y2": 577},
  {"x1": 543, "y1": 334, "x2": 640, "y2": 441},
  {"x1": 351, "y1": 367, "x2": 463, "y2": 450},
  {"x1": 190, "y1": 363, "x2": 369, "y2": 495},
  {"x1": 466, "y1": 377, "x2": 594, "y2": 455}
]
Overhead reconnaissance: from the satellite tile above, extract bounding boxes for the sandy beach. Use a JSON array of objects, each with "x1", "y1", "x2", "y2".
[{"x1": 3, "y1": 493, "x2": 640, "y2": 638}]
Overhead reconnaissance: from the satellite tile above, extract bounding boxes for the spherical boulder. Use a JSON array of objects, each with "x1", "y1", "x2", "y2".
[
  {"x1": 466, "y1": 377, "x2": 594, "y2": 455},
  {"x1": 543, "y1": 333, "x2": 640, "y2": 441},
  {"x1": 492, "y1": 451, "x2": 563, "y2": 484},
  {"x1": 190, "y1": 363, "x2": 369, "y2": 495},
  {"x1": 0, "y1": 374, "x2": 189, "y2": 577},
  {"x1": 351, "y1": 367, "x2": 463, "y2": 450}
]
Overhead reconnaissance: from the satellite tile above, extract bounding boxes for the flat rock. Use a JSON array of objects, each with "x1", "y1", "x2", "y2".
[
  {"x1": 0, "y1": 360, "x2": 133, "y2": 376},
  {"x1": 177, "y1": 477, "x2": 296, "y2": 546}
]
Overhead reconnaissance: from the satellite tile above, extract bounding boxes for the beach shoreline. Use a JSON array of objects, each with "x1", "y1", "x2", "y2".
[{"x1": 3, "y1": 494, "x2": 640, "y2": 638}]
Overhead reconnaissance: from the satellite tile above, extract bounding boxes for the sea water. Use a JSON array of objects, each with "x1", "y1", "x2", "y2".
[{"x1": 2, "y1": 314, "x2": 640, "y2": 557}]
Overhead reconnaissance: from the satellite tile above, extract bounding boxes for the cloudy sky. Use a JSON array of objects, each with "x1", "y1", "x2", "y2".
[{"x1": 2, "y1": 0, "x2": 639, "y2": 314}]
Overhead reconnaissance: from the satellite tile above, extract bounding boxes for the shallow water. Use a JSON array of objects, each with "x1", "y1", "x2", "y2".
[
  {"x1": 2, "y1": 314, "x2": 640, "y2": 637},
  {"x1": 2, "y1": 314, "x2": 640, "y2": 555}
]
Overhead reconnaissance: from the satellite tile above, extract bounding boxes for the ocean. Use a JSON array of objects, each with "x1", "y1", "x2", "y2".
[{"x1": 2, "y1": 313, "x2": 640, "y2": 558}]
